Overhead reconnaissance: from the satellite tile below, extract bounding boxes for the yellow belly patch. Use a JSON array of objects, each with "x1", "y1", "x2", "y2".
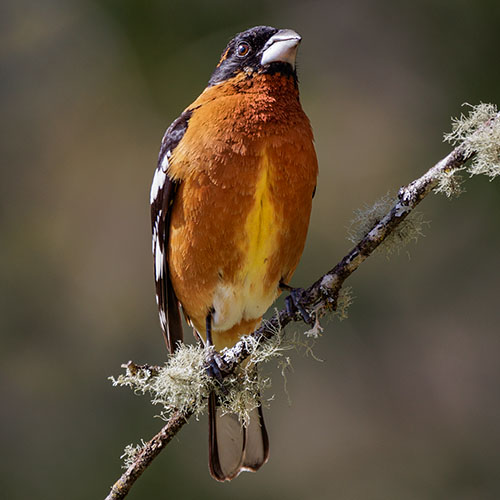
[
  {"x1": 212, "y1": 150, "x2": 279, "y2": 330},
  {"x1": 241, "y1": 151, "x2": 277, "y2": 291}
]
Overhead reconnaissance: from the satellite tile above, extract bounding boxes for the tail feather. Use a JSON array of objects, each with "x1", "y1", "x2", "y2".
[
  {"x1": 241, "y1": 404, "x2": 269, "y2": 472},
  {"x1": 208, "y1": 392, "x2": 269, "y2": 481},
  {"x1": 208, "y1": 392, "x2": 245, "y2": 481}
]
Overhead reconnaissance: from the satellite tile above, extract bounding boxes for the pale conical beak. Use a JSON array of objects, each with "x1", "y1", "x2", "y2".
[{"x1": 260, "y1": 29, "x2": 302, "y2": 68}]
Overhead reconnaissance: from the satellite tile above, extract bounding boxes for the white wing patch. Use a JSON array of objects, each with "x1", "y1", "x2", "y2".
[
  {"x1": 152, "y1": 211, "x2": 160, "y2": 251},
  {"x1": 161, "y1": 150, "x2": 171, "y2": 169},
  {"x1": 150, "y1": 151, "x2": 171, "y2": 204},
  {"x1": 159, "y1": 308, "x2": 167, "y2": 328},
  {"x1": 150, "y1": 167, "x2": 167, "y2": 204},
  {"x1": 154, "y1": 235, "x2": 164, "y2": 280}
]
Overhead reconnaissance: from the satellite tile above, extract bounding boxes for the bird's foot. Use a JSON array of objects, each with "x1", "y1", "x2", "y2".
[
  {"x1": 280, "y1": 282, "x2": 314, "y2": 326},
  {"x1": 205, "y1": 346, "x2": 229, "y2": 389}
]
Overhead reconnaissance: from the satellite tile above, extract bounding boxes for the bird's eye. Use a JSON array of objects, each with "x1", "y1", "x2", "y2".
[{"x1": 236, "y1": 42, "x2": 251, "y2": 57}]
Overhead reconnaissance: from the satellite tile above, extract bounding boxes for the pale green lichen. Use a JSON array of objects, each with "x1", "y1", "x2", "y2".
[
  {"x1": 240, "y1": 317, "x2": 295, "y2": 365},
  {"x1": 110, "y1": 344, "x2": 211, "y2": 420},
  {"x1": 304, "y1": 313, "x2": 324, "y2": 338},
  {"x1": 444, "y1": 103, "x2": 500, "y2": 181},
  {"x1": 289, "y1": 331, "x2": 323, "y2": 362},
  {"x1": 434, "y1": 168, "x2": 466, "y2": 198},
  {"x1": 120, "y1": 441, "x2": 146, "y2": 469},
  {"x1": 215, "y1": 369, "x2": 271, "y2": 427},
  {"x1": 277, "y1": 356, "x2": 293, "y2": 405},
  {"x1": 347, "y1": 193, "x2": 393, "y2": 245},
  {"x1": 333, "y1": 286, "x2": 354, "y2": 321},
  {"x1": 347, "y1": 193, "x2": 428, "y2": 255},
  {"x1": 151, "y1": 344, "x2": 212, "y2": 419},
  {"x1": 111, "y1": 320, "x2": 321, "y2": 431},
  {"x1": 384, "y1": 210, "x2": 428, "y2": 256}
]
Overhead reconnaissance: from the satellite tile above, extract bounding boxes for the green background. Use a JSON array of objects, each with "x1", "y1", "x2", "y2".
[{"x1": 2, "y1": 0, "x2": 500, "y2": 498}]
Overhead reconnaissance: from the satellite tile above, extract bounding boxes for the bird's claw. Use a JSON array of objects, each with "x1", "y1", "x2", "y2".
[
  {"x1": 205, "y1": 347, "x2": 229, "y2": 393},
  {"x1": 283, "y1": 286, "x2": 314, "y2": 326}
]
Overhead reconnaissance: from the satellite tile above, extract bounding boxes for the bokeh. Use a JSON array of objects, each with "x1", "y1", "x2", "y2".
[{"x1": 2, "y1": 1, "x2": 500, "y2": 499}]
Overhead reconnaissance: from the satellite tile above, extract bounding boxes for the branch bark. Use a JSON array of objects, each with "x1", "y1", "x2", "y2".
[
  {"x1": 105, "y1": 410, "x2": 192, "y2": 500},
  {"x1": 106, "y1": 139, "x2": 478, "y2": 499}
]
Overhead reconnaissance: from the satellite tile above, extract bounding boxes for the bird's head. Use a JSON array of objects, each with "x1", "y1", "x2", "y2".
[{"x1": 208, "y1": 26, "x2": 301, "y2": 86}]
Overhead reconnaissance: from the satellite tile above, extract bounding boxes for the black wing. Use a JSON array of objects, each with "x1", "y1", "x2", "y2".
[{"x1": 151, "y1": 109, "x2": 193, "y2": 353}]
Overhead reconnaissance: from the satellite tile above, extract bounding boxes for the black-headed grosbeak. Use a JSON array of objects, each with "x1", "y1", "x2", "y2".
[{"x1": 150, "y1": 25, "x2": 318, "y2": 481}]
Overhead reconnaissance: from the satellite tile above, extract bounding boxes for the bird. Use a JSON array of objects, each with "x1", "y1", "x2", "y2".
[{"x1": 150, "y1": 25, "x2": 318, "y2": 481}]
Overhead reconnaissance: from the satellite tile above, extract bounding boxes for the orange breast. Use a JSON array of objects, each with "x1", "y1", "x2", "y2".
[{"x1": 167, "y1": 73, "x2": 318, "y2": 349}]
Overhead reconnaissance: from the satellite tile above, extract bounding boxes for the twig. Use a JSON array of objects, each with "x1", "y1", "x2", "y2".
[
  {"x1": 105, "y1": 410, "x2": 192, "y2": 500},
  {"x1": 106, "y1": 110, "x2": 499, "y2": 498}
]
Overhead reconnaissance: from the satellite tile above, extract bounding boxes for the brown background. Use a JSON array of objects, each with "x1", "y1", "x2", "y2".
[{"x1": 2, "y1": 1, "x2": 500, "y2": 498}]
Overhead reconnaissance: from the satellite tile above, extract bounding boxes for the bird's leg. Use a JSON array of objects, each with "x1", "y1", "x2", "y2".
[
  {"x1": 205, "y1": 311, "x2": 215, "y2": 347},
  {"x1": 204, "y1": 310, "x2": 228, "y2": 385},
  {"x1": 279, "y1": 280, "x2": 314, "y2": 326}
]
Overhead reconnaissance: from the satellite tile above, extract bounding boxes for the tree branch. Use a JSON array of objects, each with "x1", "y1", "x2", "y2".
[
  {"x1": 106, "y1": 108, "x2": 499, "y2": 499},
  {"x1": 105, "y1": 409, "x2": 192, "y2": 500}
]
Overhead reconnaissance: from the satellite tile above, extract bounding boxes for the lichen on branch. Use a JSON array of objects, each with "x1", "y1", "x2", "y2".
[
  {"x1": 437, "y1": 103, "x2": 500, "y2": 196},
  {"x1": 347, "y1": 192, "x2": 428, "y2": 256},
  {"x1": 111, "y1": 322, "x2": 319, "y2": 430}
]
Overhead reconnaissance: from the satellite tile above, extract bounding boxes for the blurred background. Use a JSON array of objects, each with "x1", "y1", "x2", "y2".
[{"x1": 2, "y1": 0, "x2": 500, "y2": 498}]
